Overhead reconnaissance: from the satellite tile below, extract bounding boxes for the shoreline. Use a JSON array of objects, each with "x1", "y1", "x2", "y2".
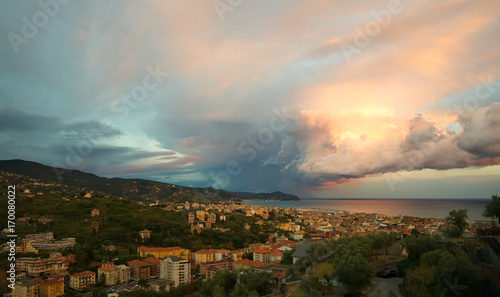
[{"x1": 241, "y1": 199, "x2": 492, "y2": 222}]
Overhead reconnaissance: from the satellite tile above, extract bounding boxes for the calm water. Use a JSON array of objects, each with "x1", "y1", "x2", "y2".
[{"x1": 242, "y1": 198, "x2": 491, "y2": 220}]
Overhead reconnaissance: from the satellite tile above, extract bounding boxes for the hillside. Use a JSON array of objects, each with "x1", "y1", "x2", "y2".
[
  {"x1": 231, "y1": 191, "x2": 300, "y2": 201},
  {"x1": 0, "y1": 159, "x2": 299, "y2": 203}
]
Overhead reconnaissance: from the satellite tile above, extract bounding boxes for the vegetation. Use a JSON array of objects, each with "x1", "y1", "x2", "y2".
[
  {"x1": 444, "y1": 209, "x2": 468, "y2": 237},
  {"x1": 483, "y1": 194, "x2": 500, "y2": 224}
]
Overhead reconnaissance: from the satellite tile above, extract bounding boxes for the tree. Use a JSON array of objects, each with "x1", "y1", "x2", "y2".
[
  {"x1": 229, "y1": 283, "x2": 249, "y2": 297},
  {"x1": 402, "y1": 249, "x2": 481, "y2": 297},
  {"x1": 281, "y1": 249, "x2": 294, "y2": 265},
  {"x1": 483, "y1": 195, "x2": 500, "y2": 224},
  {"x1": 405, "y1": 235, "x2": 439, "y2": 260},
  {"x1": 334, "y1": 253, "x2": 372, "y2": 293},
  {"x1": 445, "y1": 209, "x2": 468, "y2": 237}
]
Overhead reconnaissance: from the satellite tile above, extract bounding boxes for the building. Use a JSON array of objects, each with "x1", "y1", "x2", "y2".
[
  {"x1": 65, "y1": 254, "x2": 76, "y2": 263},
  {"x1": 194, "y1": 249, "x2": 215, "y2": 265},
  {"x1": 12, "y1": 279, "x2": 39, "y2": 297},
  {"x1": 137, "y1": 246, "x2": 191, "y2": 260},
  {"x1": 16, "y1": 242, "x2": 38, "y2": 254},
  {"x1": 70, "y1": 271, "x2": 96, "y2": 291},
  {"x1": 159, "y1": 256, "x2": 190, "y2": 287},
  {"x1": 24, "y1": 232, "x2": 54, "y2": 243},
  {"x1": 32, "y1": 278, "x2": 64, "y2": 297},
  {"x1": 143, "y1": 258, "x2": 160, "y2": 277},
  {"x1": 115, "y1": 265, "x2": 131, "y2": 283},
  {"x1": 214, "y1": 249, "x2": 230, "y2": 261},
  {"x1": 97, "y1": 266, "x2": 118, "y2": 286},
  {"x1": 269, "y1": 251, "x2": 283, "y2": 263},
  {"x1": 200, "y1": 259, "x2": 235, "y2": 277},
  {"x1": 235, "y1": 259, "x2": 272, "y2": 270},
  {"x1": 16, "y1": 257, "x2": 68, "y2": 276},
  {"x1": 139, "y1": 229, "x2": 151, "y2": 242},
  {"x1": 91, "y1": 209, "x2": 100, "y2": 217},
  {"x1": 188, "y1": 213, "x2": 195, "y2": 223},
  {"x1": 207, "y1": 213, "x2": 217, "y2": 223},
  {"x1": 29, "y1": 238, "x2": 76, "y2": 251},
  {"x1": 148, "y1": 279, "x2": 174, "y2": 292},
  {"x1": 253, "y1": 249, "x2": 271, "y2": 263},
  {"x1": 127, "y1": 260, "x2": 152, "y2": 280}
]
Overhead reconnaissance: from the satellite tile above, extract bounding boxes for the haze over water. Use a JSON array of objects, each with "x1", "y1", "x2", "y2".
[{"x1": 243, "y1": 198, "x2": 491, "y2": 220}]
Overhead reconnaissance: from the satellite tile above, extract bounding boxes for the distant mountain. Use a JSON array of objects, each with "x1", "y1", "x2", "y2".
[
  {"x1": 231, "y1": 191, "x2": 300, "y2": 201},
  {"x1": 0, "y1": 159, "x2": 299, "y2": 203}
]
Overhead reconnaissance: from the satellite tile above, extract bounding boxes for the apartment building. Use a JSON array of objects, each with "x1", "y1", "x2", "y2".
[
  {"x1": 194, "y1": 249, "x2": 215, "y2": 265},
  {"x1": 16, "y1": 257, "x2": 68, "y2": 276},
  {"x1": 127, "y1": 260, "x2": 152, "y2": 280},
  {"x1": 31, "y1": 278, "x2": 64, "y2": 297},
  {"x1": 97, "y1": 266, "x2": 118, "y2": 286},
  {"x1": 137, "y1": 246, "x2": 191, "y2": 260},
  {"x1": 159, "y1": 256, "x2": 190, "y2": 287},
  {"x1": 199, "y1": 259, "x2": 234, "y2": 277},
  {"x1": 115, "y1": 264, "x2": 131, "y2": 283},
  {"x1": 70, "y1": 271, "x2": 96, "y2": 291},
  {"x1": 253, "y1": 249, "x2": 271, "y2": 263},
  {"x1": 143, "y1": 258, "x2": 160, "y2": 277},
  {"x1": 12, "y1": 279, "x2": 39, "y2": 297}
]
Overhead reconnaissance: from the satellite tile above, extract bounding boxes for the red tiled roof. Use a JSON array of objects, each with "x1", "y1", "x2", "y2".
[
  {"x1": 253, "y1": 249, "x2": 271, "y2": 254},
  {"x1": 195, "y1": 250, "x2": 214, "y2": 254},
  {"x1": 236, "y1": 259, "x2": 272, "y2": 268},
  {"x1": 127, "y1": 260, "x2": 152, "y2": 266},
  {"x1": 32, "y1": 279, "x2": 63, "y2": 285},
  {"x1": 143, "y1": 257, "x2": 160, "y2": 264},
  {"x1": 71, "y1": 271, "x2": 95, "y2": 277},
  {"x1": 98, "y1": 266, "x2": 117, "y2": 271},
  {"x1": 138, "y1": 246, "x2": 184, "y2": 252}
]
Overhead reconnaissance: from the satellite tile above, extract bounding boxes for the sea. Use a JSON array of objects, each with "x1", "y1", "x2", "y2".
[{"x1": 242, "y1": 198, "x2": 492, "y2": 221}]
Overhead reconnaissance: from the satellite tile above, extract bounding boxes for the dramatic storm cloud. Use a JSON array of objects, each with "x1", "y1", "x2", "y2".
[{"x1": 1, "y1": 0, "x2": 499, "y2": 198}]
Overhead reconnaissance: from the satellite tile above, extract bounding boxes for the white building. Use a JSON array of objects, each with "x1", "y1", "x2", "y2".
[{"x1": 159, "y1": 256, "x2": 190, "y2": 287}]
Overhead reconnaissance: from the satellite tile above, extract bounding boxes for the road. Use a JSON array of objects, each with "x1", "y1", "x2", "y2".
[{"x1": 366, "y1": 276, "x2": 403, "y2": 297}]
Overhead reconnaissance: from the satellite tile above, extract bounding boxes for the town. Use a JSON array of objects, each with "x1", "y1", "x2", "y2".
[{"x1": 1, "y1": 188, "x2": 495, "y2": 297}]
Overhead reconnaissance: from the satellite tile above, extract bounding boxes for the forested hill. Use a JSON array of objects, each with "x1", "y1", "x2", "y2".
[
  {"x1": 231, "y1": 191, "x2": 300, "y2": 201},
  {"x1": 0, "y1": 159, "x2": 299, "y2": 203}
]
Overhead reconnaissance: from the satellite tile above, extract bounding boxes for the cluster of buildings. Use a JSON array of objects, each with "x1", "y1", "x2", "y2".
[
  {"x1": 8, "y1": 193, "x2": 484, "y2": 297},
  {"x1": 17, "y1": 232, "x2": 75, "y2": 252}
]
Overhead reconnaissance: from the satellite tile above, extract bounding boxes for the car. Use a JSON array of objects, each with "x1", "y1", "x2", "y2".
[{"x1": 377, "y1": 268, "x2": 397, "y2": 278}]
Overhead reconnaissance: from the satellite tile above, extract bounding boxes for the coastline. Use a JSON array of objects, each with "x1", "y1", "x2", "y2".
[{"x1": 242, "y1": 198, "x2": 491, "y2": 221}]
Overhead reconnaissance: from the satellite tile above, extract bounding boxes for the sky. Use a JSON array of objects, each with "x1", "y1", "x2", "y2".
[{"x1": 0, "y1": 0, "x2": 499, "y2": 199}]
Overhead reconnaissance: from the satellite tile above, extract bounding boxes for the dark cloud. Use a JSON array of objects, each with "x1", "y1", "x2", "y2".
[
  {"x1": 458, "y1": 102, "x2": 500, "y2": 157},
  {"x1": 0, "y1": 108, "x2": 60, "y2": 132}
]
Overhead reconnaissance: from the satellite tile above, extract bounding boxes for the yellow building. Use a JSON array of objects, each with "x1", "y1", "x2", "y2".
[
  {"x1": 98, "y1": 266, "x2": 118, "y2": 286},
  {"x1": 194, "y1": 249, "x2": 215, "y2": 265},
  {"x1": 137, "y1": 246, "x2": 191, "y2": 260},
  {"x1": 70, "y1": 270, "x2": 96, "y2": 290},
  {"x1": 32, "y1": 279, "x2": 64, "y2": 297},
  {"x1": 13, "y1": 280, "x2": 39, "y2": 297}
]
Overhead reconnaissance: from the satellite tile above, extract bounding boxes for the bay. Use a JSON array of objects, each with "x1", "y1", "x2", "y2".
[{"x1": 242, "y1": 198, "x2": 492, "y2": 220}]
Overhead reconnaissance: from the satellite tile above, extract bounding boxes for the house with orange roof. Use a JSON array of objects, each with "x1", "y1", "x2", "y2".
[
  {"x1": 97, "y1": 266, "x2": 118, "y2": 285},
  {"x1": 143, "y1": 257, "x2": 161, "y2": 277},
  {"x1": 235, "y1": 259, "x2": 272, "y2": 270},
  {"x1": 253, "y1": 249, "x2": 271, "y2": 263},
  {"x1": 194, "y1": 249, "x2": 215, "y2": 265},
  {"x1": 70, "y1": 270, "x2": 96, "y2": 290},
  {"x1": 12, "y1": 279, "x2": 39, "y2": 297},
  {"x1": 127, "y1": 259, "x2": 152, "y2": 280},
  {"x1": 137, "y1": 246, "x2": 190, "y2": 260},
  {"x1": 31, "y1": 278, "x2": 64, "y2": 297}
]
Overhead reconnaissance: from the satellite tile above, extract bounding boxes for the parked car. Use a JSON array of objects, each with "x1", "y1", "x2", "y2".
[{"x1": 377, "y1": 268, "x2": 397, "y2": 278}]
